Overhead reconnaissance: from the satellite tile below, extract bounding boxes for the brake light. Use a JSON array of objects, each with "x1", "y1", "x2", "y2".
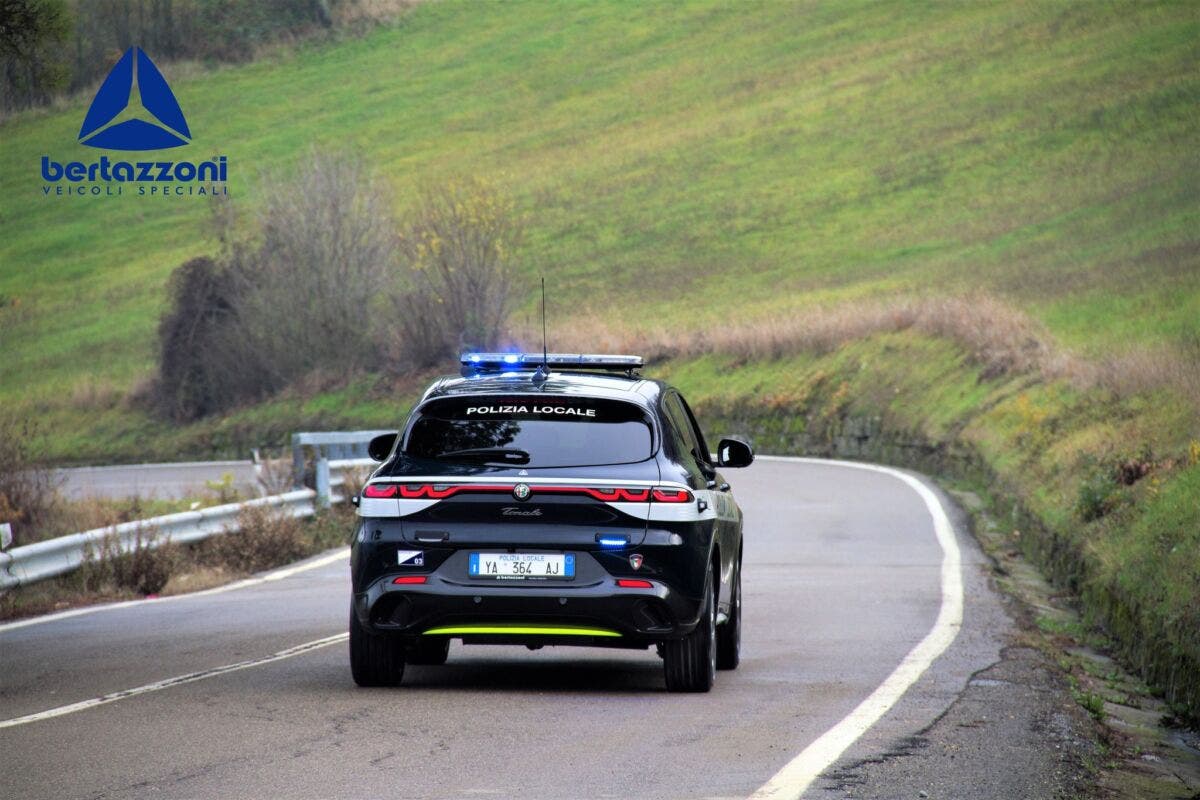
[
  {"x1": 362, "y1": 484, "x2": 398, "y2": 498},
  {"x1": 651, "y1": 488, "x2": 693, "y2": 503},
  {"x1": 392, "y1": 575, "x2": 427, "y2": 585},
  {"x1": 544, "y1": 486, "x2": 649, "y2": 502},
  {"x1": 397, "y1": 483, "x2": 493, "y2": 499},
  {"x1": 616, "y1": 579, "x2": 653, "y2": 589}
]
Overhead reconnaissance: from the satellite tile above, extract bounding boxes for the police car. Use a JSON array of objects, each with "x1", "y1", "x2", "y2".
[{"x1": 349, "y1": 353, "x2": 753, "y2": 692}]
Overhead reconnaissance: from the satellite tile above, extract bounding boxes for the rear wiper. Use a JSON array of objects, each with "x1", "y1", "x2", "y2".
[{"x1": 437, "y1": 447, "x2": 531, "y2": 464}]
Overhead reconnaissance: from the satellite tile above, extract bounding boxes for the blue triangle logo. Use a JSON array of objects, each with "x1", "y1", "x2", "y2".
[{"x1": 79, "y1": 47, "x2": 191, "y2": 150}]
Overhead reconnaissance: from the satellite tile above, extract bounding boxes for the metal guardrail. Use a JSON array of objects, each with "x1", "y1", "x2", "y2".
[
  {"x1": 292, "y1": 430, "x2": 392, "y2": 490},
  {"x1": 0, "y1": 451, "x2": 378, "y2": 591}
]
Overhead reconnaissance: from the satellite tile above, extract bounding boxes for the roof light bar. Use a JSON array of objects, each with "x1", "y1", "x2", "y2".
[{"x1": 460, "y1": 352, "x2": 643, "y2": 376}]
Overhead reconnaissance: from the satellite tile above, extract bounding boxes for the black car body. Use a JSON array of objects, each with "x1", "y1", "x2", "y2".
[{"x1": 349, "y1": 353, "x2": 753, "y2": 692}]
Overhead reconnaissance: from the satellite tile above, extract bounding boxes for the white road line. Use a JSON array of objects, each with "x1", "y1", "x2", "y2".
[
  {"x1": 0, "y1": 633, "x2": 348, "y2": 729},
  {"x1": 0, "y1": 547, "x2": 349, "y2": 635},
  {"x1": 749, "y1": 456, "x2": 964, "y2": 800}
]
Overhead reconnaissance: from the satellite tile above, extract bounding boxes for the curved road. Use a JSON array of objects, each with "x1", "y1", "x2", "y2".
[{"x1": 1, "y1": 458, "x2": 1010, "y2": 799}]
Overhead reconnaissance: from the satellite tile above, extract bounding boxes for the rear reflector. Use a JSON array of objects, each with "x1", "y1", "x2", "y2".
[
  {"x1": 392, "y1": 575, "x2": 427, "y2": 585},
  {"x1": 617, "y1": 579, "x2": 653, "y2": 589}
]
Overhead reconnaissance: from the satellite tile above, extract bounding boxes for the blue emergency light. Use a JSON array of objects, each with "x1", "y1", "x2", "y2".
[{"x1": 460, "y1": 353, "x2": 644, "y2": 377}]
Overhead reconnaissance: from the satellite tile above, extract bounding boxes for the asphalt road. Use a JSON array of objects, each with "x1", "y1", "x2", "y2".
[
  {"x1": 1, "y1": 458, "x2": 1015, "y2": 799},
  {"x1": 54, "y1": 461, "x2": 260, "y2": 500}
]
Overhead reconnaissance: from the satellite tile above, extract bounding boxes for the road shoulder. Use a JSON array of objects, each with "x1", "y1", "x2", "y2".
[{"x1": 809, "y1": 481, "x2": 1199, "y2": 799}]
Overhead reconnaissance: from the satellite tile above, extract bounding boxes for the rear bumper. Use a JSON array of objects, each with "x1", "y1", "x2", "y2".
[{"x1": 355, "y1": 574, "x2": 704, "y2": 645}]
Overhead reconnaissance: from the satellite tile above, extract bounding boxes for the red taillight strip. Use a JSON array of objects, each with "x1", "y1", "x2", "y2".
[
  {"x1": 363, "y1": 483, "x2": 693, "y2": 503},
  {"x1": 398, "y1": 483, "x2": 511, "y2": 499},
  {"x1": 651, "y1": 488, "x2": 693, "y2": 503},
  {"x1": 536, "y1": 486, "x2": 651, "y2": 502}
]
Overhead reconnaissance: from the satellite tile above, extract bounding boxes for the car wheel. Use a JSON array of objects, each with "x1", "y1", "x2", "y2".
[
  {"x1": 407, "y1": 635, "x2": 450, "y2": 665},
  {"x1": 349, "y1": 605, "x2": 405, "y2": 687},
  {"x1": 716, "y1": 556, "x2": 741, "y2": 670},
  {"x1": 663, "y1": 563, "x2": 716, "y2": 693}
]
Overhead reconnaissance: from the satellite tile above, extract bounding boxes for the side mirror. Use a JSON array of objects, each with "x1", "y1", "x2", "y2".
[
  {"x1": 367, "y1": 432, "x2": 398, "y2": 462},
  {"x1": 716, "y1": 436, "x2": 754, "y2": 468}
]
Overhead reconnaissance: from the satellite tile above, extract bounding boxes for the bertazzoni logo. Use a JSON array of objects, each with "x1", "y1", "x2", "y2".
[{"x1": 40, "y1": 47, "x2": 228, "y2": 198}]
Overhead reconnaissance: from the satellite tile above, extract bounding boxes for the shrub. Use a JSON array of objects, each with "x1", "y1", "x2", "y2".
[
  {"x1": 155, "y1": 153, "x2": 397, "y2": 419},
  {"x1": 155, "y1": 255, "x2": 240, "y2": 421},
  {"x1": 252, "y1": 450, "x2": 295, "y2": 496},
  {"x1": 0, "y1": 411, "x2": 63, "y2": 545},
  {"x1": 3, "y1": 0, "x2": 392, "y2": 114},
  {"x1": 1076, "y1": 468, "x2": 1121, "y2": 523},
  {"x1": 81, "y1": 528, "x2": 177, "y2": 595},
  {"x1": 308, "y1": 505, "x2": 357, "y2": 552},
  {"x1": 203, "y1": 504, "x2": 306, "y2": 574},
  {"x1": 232, "y1": 153, "x2": 396, "y2": 388},
  {"x1": 386, "y1": 177, "x2": 523, "y2": 366}
]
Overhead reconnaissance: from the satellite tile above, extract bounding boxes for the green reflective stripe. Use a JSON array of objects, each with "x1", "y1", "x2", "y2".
[{"x1": 423, "y1": 624, "x2": 621, "y2": 638}]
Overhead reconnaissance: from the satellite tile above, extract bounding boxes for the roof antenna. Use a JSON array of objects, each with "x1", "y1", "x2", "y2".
[{"x1": 533, "y1": 277, "x2": 550, "y2": 386}]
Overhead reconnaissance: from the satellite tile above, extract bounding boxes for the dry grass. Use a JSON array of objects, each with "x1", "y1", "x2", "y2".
[
  {"x1": 252, "y1": 452, "x2": 295, "y2": 496},
  {"x1": 80, "y1": 528, "x2": 178, "y2": 596},
  {"x1": 0, "y1": 412, "x2": 63, "y2": 542},
  {"x1": 198, "y1": 505, "x2": 307, "y2": 574},
  {"x1": 526, "y1": 293, "x2": 1200, "y2": 408},
  {"x1": 68, "y1": 376, "x2": 123, "y2": 411},
  {"x1": 1054, "y1": 344, "x2": 1200, "y2": 405}
]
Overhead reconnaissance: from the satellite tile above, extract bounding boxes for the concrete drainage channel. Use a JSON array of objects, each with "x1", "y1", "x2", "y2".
[{"x1": 0, "y1": 431, "x2": 390, "y2": 591}]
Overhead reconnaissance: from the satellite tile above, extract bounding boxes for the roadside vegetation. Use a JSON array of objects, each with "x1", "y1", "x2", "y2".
[
  {"x1": 0, "y1": 503, "x2": 355, "y2": 620},
  {"x1": 0, "y1": 0, "x2": 1196, "y2": 724},
  {"x1": 152, "y1": 159, "x2": 518, "y2": 420},
  {"x1": 1, "y1": 0, "x2": 412, "y2": 114}
]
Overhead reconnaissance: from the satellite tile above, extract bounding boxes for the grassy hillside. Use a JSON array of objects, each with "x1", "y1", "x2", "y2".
[
  {"x1": 1, "y1": 0, "x2": 1198, "y2": 719},
  {"x1": 1, "y1": 0, "x2": 1197, "y2": 460}
]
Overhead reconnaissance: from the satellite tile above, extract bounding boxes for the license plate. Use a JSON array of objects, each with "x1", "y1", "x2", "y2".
[{"x1": 469, "y1": 553, "x2": 575, "y2": 581}]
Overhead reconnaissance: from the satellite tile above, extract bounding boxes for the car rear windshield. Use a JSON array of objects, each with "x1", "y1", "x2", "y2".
[{"x1": 404, "y1": 396, "x2": 654, "y2": 468}]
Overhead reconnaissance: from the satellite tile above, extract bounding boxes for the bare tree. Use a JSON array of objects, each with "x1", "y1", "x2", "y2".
[
  {"x1": 231, "y1": 152, "x2": 397, "y2": 389},
  {"x1": 156, "y1": 151, "x2": 398, "y2": 418},
  {"x1": 388, "y1": 177, "x2": 523, "y2": 366}
]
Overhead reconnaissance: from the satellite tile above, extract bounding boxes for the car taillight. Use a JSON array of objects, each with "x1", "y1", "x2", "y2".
[
  {"x1": 398, "y1": 483, "x2": 470, "y2": 499},
  {"x1": 392, "y1": 575, "x2": 427, "y2": 584},
  {"x1": 363, "y1": 483, "x2": 693, "y2": 503},
  {"x1": 651, "y1": 488, "x2": 693, "y2": 503},
  {"x1": 578, "y1": 487, "x2": 650, "y2": 502}
]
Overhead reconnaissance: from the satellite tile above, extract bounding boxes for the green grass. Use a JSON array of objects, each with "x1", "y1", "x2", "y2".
[
  {"x1": 655, "y1": 330, "x2": 1200, "y2": 718},
  {"x1": 1, "y1": 0, "x2": 1198, "y2": 462}
]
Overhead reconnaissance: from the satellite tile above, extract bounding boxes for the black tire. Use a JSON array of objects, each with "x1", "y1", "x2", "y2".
[
  {"x1": 349, "y1": 605, "x2": 405, "y2": 687},
  {"x1": 407, "y1": 636, "x2": 450, "y2": 665},
  {"x1": 716, "y1": 557, "x2": 741, "y2": 670},
  {"x1": 663, "y1": 564, "x2": 716, "y2": 693}
]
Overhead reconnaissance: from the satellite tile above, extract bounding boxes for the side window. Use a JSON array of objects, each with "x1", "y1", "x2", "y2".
[
  {"x1": 677, "y1": 394, "x2": 711, "y2": 466},
  {"x1": 663, "y1": 392, "x2": 704, "y2": 464}
]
